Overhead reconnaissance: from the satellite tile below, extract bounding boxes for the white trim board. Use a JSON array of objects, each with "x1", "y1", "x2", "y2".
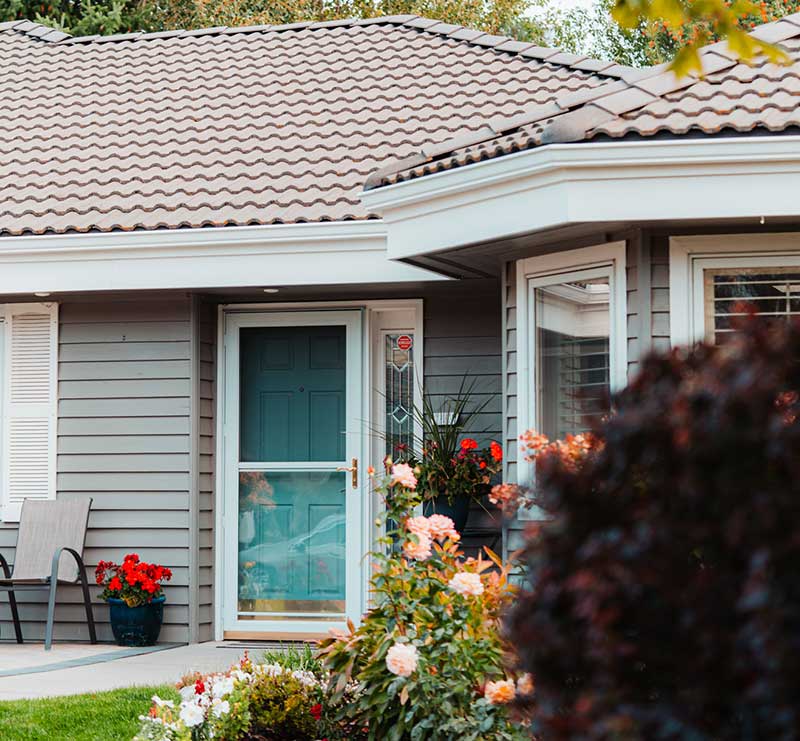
[
  {"x1": 360, "y1": 136, "x2": 800, "y2": 260},
  {"x1": 669, "y1": 233, "x2": 800, "y2": 346},
  {"x1": 0, "y1": 222, "x2": 445, "y2": 294},
  {"x1": 514, "y1": 242, "x2": 627, "y2": 510}
]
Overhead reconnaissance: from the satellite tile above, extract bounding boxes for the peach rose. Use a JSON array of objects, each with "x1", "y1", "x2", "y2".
[
  {"x1": 517, "y1": 673, "x2": 535, "y2": 696},
  {"x1": 391, "y1": 463, "x2": 417, "y2": 489},
  {"x1": 386, "y1": 643, "x2": 418, "y2": 677},
  {"x1": 485, "y1": 679, "x2": 515, "y2": 705},
  {"x1": 448, "y1": 571, "x2": 484, "y2": 597},
  {"x1": 405, "y1": 516, "x2": 431, "y2": 538},
  {"x1": 426, "y1": 514, "x2": 459, "y2": 542},
  {"x1": 403, "y1": 533, "x2": 432, "y2": 561}
]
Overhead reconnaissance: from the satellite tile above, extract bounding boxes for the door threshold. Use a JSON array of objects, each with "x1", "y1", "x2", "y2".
[{"x1": 223, "y1": 630, "x2": 327, "y2": 642}]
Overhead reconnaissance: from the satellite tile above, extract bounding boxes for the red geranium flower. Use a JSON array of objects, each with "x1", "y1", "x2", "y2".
[
  {"x1": 490, "y1": 441, "x2": 503, "y2": 462},
  {"x1": 460, "y1": 438, "x2": 478, "y2": 451},
  {"x1": 309, "y1": 703, "x2": 322, "y2": 721},
  {"x1": 109, "y1": 576, "x2": 122, "y2": 591},
  {"x1": 195, "y1": 679, "x2": 205, "y2": 695}
]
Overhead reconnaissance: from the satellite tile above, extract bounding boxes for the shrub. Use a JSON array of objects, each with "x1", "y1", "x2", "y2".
[
  {"x1": 319, "y1": 464, "x2": 531, "y2": 741},
  {"x1": 508, "y1": 315, "x2": 800, "y2": 739}
]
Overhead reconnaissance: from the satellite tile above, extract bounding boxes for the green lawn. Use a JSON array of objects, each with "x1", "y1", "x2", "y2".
[{"x1": 0, "y1": 685, "x2": 180, "y2": 741}]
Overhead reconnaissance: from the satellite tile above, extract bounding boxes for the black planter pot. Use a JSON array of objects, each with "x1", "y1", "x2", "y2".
[
  {"x1": 107, "y1": 596, "x2": 165, "y2": 647},
  {"x1": 423, "y1": 494, "x2": 470, "y2": 533}
]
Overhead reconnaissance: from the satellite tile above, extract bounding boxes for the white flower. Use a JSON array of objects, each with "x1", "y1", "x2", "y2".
[
  {"x1": 385, "y1": 642, "x2": 418, "y2": 677},
  {"x1": 211, "y1": 676, "x2": 234, "y2": 698},
  {"x1": 390, "y1": 463, "x2": 417, "y2": 489},
  {"x1": 211, "y1": 699, "x2": 231, "y2": 717},
  {"x1": 178, "y1": 685, "x2": 196, "y2": 702},
  {"x1": 179, "y1": 701, "x2": 206, "y2": 728},
  {"x1": 151, "y1": 694, "x2": 175, "y2": 708},
  {"x1": 448, "y1": 571, "x2": 484, "y2": 597}
]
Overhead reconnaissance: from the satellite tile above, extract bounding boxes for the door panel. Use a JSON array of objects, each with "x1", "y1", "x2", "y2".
[{"x1": 240, "y1": 326, "x2": 346, "y2": 463}]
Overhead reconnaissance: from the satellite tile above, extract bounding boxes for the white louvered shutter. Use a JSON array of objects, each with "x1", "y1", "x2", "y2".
[{"x1": 2, "y1": 303, "x2": 58, "y2": 522}]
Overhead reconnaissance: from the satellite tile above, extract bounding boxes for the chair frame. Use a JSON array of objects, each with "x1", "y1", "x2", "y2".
[{"x1": 0, "y1": 513, "x2": 98, "y2": 651}]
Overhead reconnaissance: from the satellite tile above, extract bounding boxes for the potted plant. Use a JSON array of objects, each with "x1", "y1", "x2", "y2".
[
  {"x1": 96, "y1": 553, "x2": 172, "y2": 646},
  {"x1": 391, "y1": 386, "x2": 503, "y2": 532}
]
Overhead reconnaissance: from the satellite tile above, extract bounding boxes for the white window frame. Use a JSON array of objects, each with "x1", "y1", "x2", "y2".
[
  {"x1": 0, "y1": 302, "x2": 59, "y2": 522},
  {"x1": 515, "y1": 242, "x2": 627, "y2": 504},
  {"x1": 670, "y1": 233, "x2": 800, "y2": 346}
]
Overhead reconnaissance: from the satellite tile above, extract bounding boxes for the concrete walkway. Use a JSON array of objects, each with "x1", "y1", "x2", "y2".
[{"x1": 0, "y1": 642, "x2": 251, "y2": 700}]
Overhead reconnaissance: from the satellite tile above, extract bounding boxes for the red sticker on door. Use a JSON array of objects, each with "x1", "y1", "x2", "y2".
[{"x1": 396, "y1": 335, "x2": 413, "y2": 351}]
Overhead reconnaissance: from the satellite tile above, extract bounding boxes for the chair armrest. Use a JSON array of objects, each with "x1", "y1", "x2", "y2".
[
  {"x1": 0, "y1": 552, "x2": 11, "y2": 579},
  {"x1": 49, "y1": 547, "x2": 88, "y2": 584}
]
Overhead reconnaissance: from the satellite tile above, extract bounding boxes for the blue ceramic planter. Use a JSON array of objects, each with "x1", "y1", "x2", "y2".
[
  {"x1": 107, "y1": 596, "x2": 165, "y2": 647},
  {"x1": 423, "y1": 494, "x2": 470, "y2": 533}
]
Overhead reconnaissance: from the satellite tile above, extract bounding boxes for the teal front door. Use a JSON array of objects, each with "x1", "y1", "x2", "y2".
[{"x1": 223, "y1": 311, "x2": 364, "y2": 634}]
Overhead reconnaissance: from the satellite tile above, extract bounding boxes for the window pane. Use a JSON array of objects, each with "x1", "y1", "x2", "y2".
[
  {"x1": 534, "y1": 278, "x2": 610, "y2": 439},
  {"x1": 704, "y1": 268, "x2": 800, "y2": 344},
  {"x1": 384, "y1": 333, "x2": 415, "y2": 456}
]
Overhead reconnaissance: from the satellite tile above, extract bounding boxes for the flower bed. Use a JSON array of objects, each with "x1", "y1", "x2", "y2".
[{"x1": 134, "y1": 652, "x2": 363, "y2": 740}]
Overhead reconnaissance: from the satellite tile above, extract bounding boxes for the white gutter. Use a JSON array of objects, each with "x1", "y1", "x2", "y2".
[
  {"x1": 360, "y1": 136, "x2": 800, "y2": 260},
  {"x1": 0, "y1": 221, "x2": 444, "y2": 294}
]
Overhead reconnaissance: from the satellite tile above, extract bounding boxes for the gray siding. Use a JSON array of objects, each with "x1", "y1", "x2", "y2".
[
  {"x1": 423, "y1": 281, "x2": 503, "y2": 551},
  {"x1": 196, "y1": 301, "x2": 216, "y2": 642},
  {"x1": 651, "y1": 237, "x2": 671, "y2": 353},
  {"x1": 0, "y1": 298, "x2": 194, "y2": 643}
]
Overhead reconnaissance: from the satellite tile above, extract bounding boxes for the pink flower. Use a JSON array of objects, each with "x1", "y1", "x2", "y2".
[
  {"x1": 405, "y1": 516, "x2": 431, "y2": 538},
  {"x1": 391, "y1": 463, "x2": 417, "y2": 489},
  {"x1": 403, "y1": 532, "x2": 432, "y2": 560},
  {"x1": 385, "y1": 643, "x2": 418, "y2": 677},
  {"x1": 426, "y1": 514, "x2": 459, "y2": 542},
  {"x1": 485, "y1": 679, "x2": 515, "y2": 705},
  {"x1": 448, "y1": 571, "x2": 484, "y2": 597}
]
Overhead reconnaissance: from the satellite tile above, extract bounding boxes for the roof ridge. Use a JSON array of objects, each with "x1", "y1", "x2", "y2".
[
  {"x1": 0, "y1": 19, "x2": 70, "y2": 42},
  {"x1": 366, "y1": 11, "x2": 800, "y2": 188},
  {"x1": 0, "y1": 14, "x2": 634, "y2": 80}
]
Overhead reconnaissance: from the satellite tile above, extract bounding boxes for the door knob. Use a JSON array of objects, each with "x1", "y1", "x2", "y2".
[{"x1": 336, "y1": 458, "x2": 358, "y2": 489}]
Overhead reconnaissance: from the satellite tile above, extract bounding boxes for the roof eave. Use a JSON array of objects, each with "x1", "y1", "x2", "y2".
[{"x1": 360, "y1": 135, "x2": 800, "y2": 260}]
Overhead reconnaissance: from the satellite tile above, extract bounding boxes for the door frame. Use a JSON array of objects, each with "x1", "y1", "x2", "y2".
[{"x1": 214, "y1": 299, "x2": 423, "y2": 640}]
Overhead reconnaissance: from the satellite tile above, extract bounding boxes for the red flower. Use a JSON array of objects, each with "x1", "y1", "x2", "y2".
[
  {"x1": 460, "y1": 438, "x2": 478, "y2": 451},
  {"x1": 479, "y1": 460, "x2": 487, "y2": 469},
  {"x1": 109, "y1": 576, "x2": 122, "y2": 591},
  {"x1": 309, "y1": 703, "x2": 322, "y2": 721},
  {"x1": 195, "y1": 679, "x2": 205, "y2": 695},
  {"x1": 490, "y1": 441, "x2": 503, "y2": 462}
]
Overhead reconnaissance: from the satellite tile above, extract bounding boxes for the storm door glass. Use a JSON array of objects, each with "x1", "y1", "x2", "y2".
[
  {"x1": 237, "y1": 325, "x2": 347, "y2": 621},
  {"x1": 383, "y1": 333, "x2": 415, "y2": 457}
]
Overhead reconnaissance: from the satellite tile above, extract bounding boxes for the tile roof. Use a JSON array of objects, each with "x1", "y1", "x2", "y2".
[
  {"x1": 0, "y1": 16, "x2": 627, "y2": 236},
  {"x1": 371, "y1": 13, "x2": 800, "y2": 188}
]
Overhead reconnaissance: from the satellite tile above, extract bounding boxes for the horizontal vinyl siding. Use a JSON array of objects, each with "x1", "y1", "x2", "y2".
[
  {"x1": 0, "y1": 298, "x2": 192, "y2": 644},
  {"x1": 423, "y1": 281, "x2": 503, "y2": 554},
  {"x1": 197, "y1": 302, "x2": 216, "y2": 642}
]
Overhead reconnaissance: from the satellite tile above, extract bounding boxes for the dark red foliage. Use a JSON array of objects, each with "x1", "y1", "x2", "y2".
[{"x1": 508, "y1": 315, "x2": 800, "y2": 740}]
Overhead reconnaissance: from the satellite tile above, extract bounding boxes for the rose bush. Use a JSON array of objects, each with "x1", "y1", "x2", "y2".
[{"x1": 318, "y1": 464, "x2": 531, "y2": 741}]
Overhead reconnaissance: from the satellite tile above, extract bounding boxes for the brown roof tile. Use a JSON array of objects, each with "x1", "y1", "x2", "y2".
[
  {"x1": 0, "y1": 15, "x2": 623, "y2": 235},
  {"x1": 375, "y1": 13, "x2": 800, "y2": 187}
]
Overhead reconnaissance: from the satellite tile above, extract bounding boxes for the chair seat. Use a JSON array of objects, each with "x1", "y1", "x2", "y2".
[{"x1": 0, "y1": 577, "x2": 75, "y2": 587}]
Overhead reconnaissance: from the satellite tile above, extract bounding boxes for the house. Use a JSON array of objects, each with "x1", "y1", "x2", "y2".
[{"x1": 0, "y1": 13, "x2": 798, "y2": 644}]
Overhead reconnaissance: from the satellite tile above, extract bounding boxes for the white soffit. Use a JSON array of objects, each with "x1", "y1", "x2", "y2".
[
  {"x1": 360, "y1": 136, "x2": 800, "y2": 260},
  {"x1": 0, "y1": 221, "x2": 445, "y2": 294}
]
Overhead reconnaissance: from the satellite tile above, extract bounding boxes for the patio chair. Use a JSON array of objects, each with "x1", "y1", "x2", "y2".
[{"x1": 0, "y1": 498, "x2": 97, "y2": 651}]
